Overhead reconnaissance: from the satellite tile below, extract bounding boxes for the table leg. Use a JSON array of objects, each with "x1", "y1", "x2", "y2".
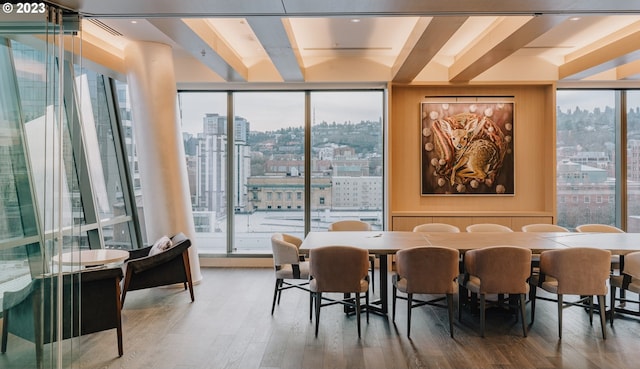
[{"x1": 364, "y1": 254, "x2": 388, "y2": 316}]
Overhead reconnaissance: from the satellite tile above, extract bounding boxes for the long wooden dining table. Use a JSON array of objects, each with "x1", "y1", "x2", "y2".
[{"x1": 299, "y1": 230, "x2": 640, "y2": 316}]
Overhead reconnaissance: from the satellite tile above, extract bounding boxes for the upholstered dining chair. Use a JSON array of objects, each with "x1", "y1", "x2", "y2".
[
  {"x1": 521, "y1": 224, "x2": 570, "y2": 232},
  {"x1": 575, "y1": 224, "x2": 624, "y2": 233},
  {"x1": 458, "y1": 245, "x2": 531, "y2": 337},
  {"x1": 465, "y1": 223, "x2": 513, "y2": 233},
  {"x1": 529, "y1": 247, "x2": 611, "y2": 339},
  {"x1": 328, "y1": 220, "x2": 376, "y2": 292},
  {"x1": 412, "y1": 223, "x2": 461, "y2": 233},
  {"x1": 521, "y1": 224, "x2": 570, "y2": 274},
  {"x1": 392, "y1": 246, "x2": 459, "y2": 337},
  {"x1": 576, "y1": 223, "x2": 624, "y2": 270},
  {"x1": 270, "y1": 233, "x2": 310, "y2": 315},
  {"x1": 609, "y1": 251, "x2": 640, "y2": 326},
  {"x1": 309, "y1": 245, "x2": 370, "y2": 338}
]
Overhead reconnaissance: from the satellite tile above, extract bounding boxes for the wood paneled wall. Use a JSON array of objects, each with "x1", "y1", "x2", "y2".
[{"x1": 388, "y1": 83, "x2": 556, "y2": 230}]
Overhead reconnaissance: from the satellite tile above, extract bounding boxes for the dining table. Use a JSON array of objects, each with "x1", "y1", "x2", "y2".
[{"x1": 299, "y1": 230, "x2": 640, "y2": 316}]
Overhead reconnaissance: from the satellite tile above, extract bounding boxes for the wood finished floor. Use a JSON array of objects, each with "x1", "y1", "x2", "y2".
[{"x1": 2, "y1": 267, "x2": 640, "y2": 369}]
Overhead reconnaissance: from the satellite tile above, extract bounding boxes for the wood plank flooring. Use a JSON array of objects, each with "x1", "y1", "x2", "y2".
[{"x1": 2, "y1": 267, "x2": 640, "y2": 369}]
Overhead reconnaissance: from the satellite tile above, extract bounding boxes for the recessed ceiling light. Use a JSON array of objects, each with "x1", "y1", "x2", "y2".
[
  {"x1": 131, "y1": 20, "x2": 138, "y2": 24},
  {"x1": 350, "y1": 19, "x2": 361, "y2": 23},
  {"x1": 569, "y1": 17, "x2": 581, "y2": 21}
]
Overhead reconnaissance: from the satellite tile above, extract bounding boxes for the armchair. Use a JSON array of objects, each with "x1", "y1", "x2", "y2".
[
  {"x1": 121, "y1": 232, "x2": 194, "y2": 305},
  {"x1": 1, "y1": 267, "x2": 123, "y2": 369}
]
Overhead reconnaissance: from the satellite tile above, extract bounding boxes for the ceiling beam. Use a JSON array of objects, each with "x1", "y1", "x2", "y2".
[
  {"x1": 450, "y1": 15, "x2": 567, "y2": 82},
  {"x1": 182, "y1": 19, "x2": 249, "y2": 80},
  {"x1": 393, "y1": 16, "x2": 468, "y2": 83},
  {"x1": 617, "y1": 59, "x2": 640, "y2": 80},
  {"x1": 559, "y1": 29, "x2": 640, "y2": 80},
  {"x1": 246, "y1": 17, "x2": 304, "y2": 82},
  {"x1": 149, "y1": 18, "x2": 246, "y2": 82}
]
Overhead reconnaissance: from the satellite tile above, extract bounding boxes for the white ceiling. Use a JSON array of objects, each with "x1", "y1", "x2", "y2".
[{"x1": 50, "y1": 0, "x2": 640, "y2": 86}]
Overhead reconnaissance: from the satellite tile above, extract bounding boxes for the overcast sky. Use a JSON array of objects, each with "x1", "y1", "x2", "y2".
[
  {"x1": 177, "y1": 90, "x2": 640, "y2": 135},
  {"x1": 177, "y1": 91, "x2": 384, "y2": 135}
]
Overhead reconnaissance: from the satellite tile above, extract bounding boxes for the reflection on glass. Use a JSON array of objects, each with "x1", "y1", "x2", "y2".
[
  {"x1": 556, "y1": 90, "x2": 616, "y2": 230},
  {"x1": 12, "y1": 40, "x2": 83, "y2": 230},
  {"x1": 115, "y1": 80, "x2": 147, "y2": 245}
]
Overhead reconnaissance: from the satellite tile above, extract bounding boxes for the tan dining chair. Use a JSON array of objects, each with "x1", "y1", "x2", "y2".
[
  {"x1": 521, "y1": 224, "x2": 570, "y2": 232},
  {"x1": 576, "y1": 223, "x2": 624, "y2": 270},
  {"x1": 328, "y1": 220, "x2": 376, "y2": 292},
  {"x1": 392, "y1": 246, "x2": 459, "y2": 337},
  {"x1": 609, "y1": 251, "x2": 640, "y2": 326},
  {"x1": 458, "y1": 245, "x2": 531, "y2": 337},
  {"x1": 412, "y1": 223, "x2": 461, "y2": 233},
  {"x1": 465, "y1": 223, "x2": 513, "y2": 233},
  {"x1": 309, "y1": 245, "x2": 370, "y2": 338},
  {"x1": 529, "y1": 247, "x2": 611, "y2": 339},
  {"x1": 575, "y1": 224, "x2": 624, "y2": 233},
  {"x1": 270, "y1": 233, "x2": 310, "y2": 315},
  {"x1": 521, "y1": 224, "x2": 570, "y2": 274}
]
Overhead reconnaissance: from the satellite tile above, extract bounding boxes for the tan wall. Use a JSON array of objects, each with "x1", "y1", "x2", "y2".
[{"x1": 388, "y1": 83, "x2": 557, "y2": 230}]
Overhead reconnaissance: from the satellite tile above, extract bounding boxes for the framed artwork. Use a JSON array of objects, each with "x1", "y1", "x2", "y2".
[{"x1": 421, "y1": 100, "x2": 514, "y2": 195}]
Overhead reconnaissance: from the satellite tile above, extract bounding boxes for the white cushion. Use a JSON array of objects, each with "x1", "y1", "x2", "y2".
[{"x1": 149, "y1": 235, "x2": 173, "y2": 256}]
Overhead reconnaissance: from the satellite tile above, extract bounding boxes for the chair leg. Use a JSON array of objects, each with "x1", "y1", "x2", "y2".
[
  {"x1": 309, "y1": 291, "x2": 313, "y2": 321},
  {"x1": 314, "y1": 292, "x2": 322, "y2": 337},
  {"x1": 356, "y1": 293, "x2": 362, "y2": 338},
  {"x1": 392, "y1": 285, "x2": 397, "y2": 322},
  {"x1": 407, "y1": 293, "x2": 413, "y2": 338},
  {"x1": 530, "y1": 284, "x2": 537, "y2": 325},
  {"x1": 271, "y1": 278, "x2": 281, "y2": 315},
  {"x1": 610, "y1": 285, "x2": 616, "y2": 326},
  {"x1": 365, "y1": 291, "x2": 369, "y2": 323},
  {"x1": 519, "y1": 294, "x2": 527, "y2": 337},
  {"x1": 447, "y1": 294, "x2": 454, "y2": 338},
  {"x1": 1, "y1": 310, "x2": 8, "y2": 353},
  {"x1": 370, "y1": 257, "x2": 375, "y2": 293},
  {"x1": 480, "y1": 294, "x2": 486, "y2": 338},
  {"x1": 557, "y1": 294, "x2": 563, "y2": 339},
  {"x1": 598, "y1": 295, "x2": 607, "y2": 339},
  {"x1": 588, "y1": 295, "x2": 594, "y2": 325},
  {"x1": 458, "y1": 284, "x2": 465, "y2": 322}
]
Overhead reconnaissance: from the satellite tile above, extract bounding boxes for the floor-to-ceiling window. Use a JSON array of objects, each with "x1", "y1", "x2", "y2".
[
  {"x1": 310, "y1": 91, "x2": 384, "y2": 231},
  {"x1": 626, "y1": 91, "x2": 640, "y2": 232},
  {"x1": 177, "y1": 89, "x2": 385, "y2": 254},
  {"x1": 556, "y1": 89, "x2": 640, "y2": 231}
]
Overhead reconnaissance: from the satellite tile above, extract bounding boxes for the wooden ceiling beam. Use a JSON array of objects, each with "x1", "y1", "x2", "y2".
[
  {"x1": 450, "y1": 15, "x2": 567, "y2": 82},
  {"x1": 393, "y1": 16, "x2": 468, "y2": 83}
]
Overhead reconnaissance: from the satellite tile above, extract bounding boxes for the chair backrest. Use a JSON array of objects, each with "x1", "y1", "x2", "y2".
[
  {"x1": 396, "y1": 246, "x2": 459, "y2": 294},
  {"x1": 464, "y1": 246, "x2": 531, "y2": 294},
  {"x1": 271, "y1": 233, "x2": 302, "y2": 266},
  {"x1": 575, "y1": 224, "x2": 624, "y2": 233},
  {"x1": 539, "y1": 247, "x2": 611, "y2": 295},
  {"x1": 521, "y1": 223, "x2": 569, "y2": 232},
  {"x1": 623, "y1": 251, "x2": 640, "y2": 280},
  {"x1": 328, "y1": 220, "x2": 372, "y2": 231},
  {"x1": 466, "y1": 223, "x2": 513, "y2": 233},
  {"x1": 309, "y1": 246, "x2": 369, "y2": 293},
  {"x1": 412, "y1": 223, "x2": 461, "y2": 233}
]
